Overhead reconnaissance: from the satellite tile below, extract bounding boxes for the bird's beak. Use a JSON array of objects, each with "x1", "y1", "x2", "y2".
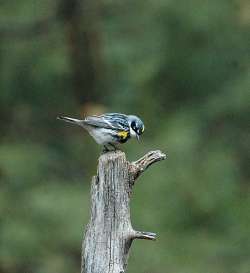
[{"x1": 136, "y1": 134, "x2": 140, "y2": 141}]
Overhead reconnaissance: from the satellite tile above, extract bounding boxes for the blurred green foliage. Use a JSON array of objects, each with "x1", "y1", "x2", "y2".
[{"x1": 0, "y1": 0, "x2": 250, "y2": 273}]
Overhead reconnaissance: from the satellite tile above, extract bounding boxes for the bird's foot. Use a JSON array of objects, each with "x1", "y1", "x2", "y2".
[
  {"x1": 102, "y1": 145, "x2": 110, "y2": 154},
  {"x1": 102, "y1": 143, "x2": 121, "y2": 154},
  {"x1": 108, "y1": 143, "x2": 117, "y2": 151}
]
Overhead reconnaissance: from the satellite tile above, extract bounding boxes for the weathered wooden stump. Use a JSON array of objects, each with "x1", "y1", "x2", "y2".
[{"x1": 81, "y1": 150, "x2": 166, "y2": 273}]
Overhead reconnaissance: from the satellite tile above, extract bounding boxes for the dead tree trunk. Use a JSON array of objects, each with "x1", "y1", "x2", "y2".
[{"x1": 81, "y1": 150, "x2": 166, "y2": 273}]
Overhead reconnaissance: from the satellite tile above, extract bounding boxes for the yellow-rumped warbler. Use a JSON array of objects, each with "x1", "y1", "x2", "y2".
[{"x1": 57, "y1": 113, "x2": 144, "y2": 151}]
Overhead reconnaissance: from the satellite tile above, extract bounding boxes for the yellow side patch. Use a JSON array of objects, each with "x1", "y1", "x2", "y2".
[{"x1": 117, "y1": 131, "x2": 129, "y2": 139}]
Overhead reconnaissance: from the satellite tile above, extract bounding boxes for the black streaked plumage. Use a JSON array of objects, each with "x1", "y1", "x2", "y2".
[{"x1": 57, "y1": 113, "x2": 144, "y2": 151}]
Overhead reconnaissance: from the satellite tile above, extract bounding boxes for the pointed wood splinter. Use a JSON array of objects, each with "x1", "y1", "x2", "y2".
[{"x1": 133, "y1": 231, "x2": 157, "y2": 241}]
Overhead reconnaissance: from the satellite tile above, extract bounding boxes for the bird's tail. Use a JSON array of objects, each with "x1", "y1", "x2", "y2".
[{"x1": 57, "y1": 116, "x2": 83, "y2": 126}]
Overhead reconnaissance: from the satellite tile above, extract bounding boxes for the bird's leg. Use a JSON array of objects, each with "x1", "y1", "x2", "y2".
[
  {"x1": 109, "y1": 143, "x2": 116, "y2": 150},
  {"x1": 102, "y1": 145, "x2": 110, "y2": 153},
  {"x1": 108, "y1": 143, "x2": 117, "y2": 151}
]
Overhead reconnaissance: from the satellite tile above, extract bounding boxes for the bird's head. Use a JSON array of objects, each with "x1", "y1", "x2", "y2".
[{"x1": 128, "y1": 115, "x2": 145, "y2": 140}]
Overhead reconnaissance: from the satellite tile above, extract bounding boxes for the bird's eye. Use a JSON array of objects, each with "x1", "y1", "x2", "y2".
[{"x1": 131, "y1": 121, "x2": 136, "y2": 130}]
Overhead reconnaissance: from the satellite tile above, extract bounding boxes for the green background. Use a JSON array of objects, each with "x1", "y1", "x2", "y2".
[{"x1": 0, "y1": 0, "x2": 250, "y2": 272}]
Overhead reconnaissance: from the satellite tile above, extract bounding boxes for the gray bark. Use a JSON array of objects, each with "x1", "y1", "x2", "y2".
[{"x1": 81, "y1": 150, "x2": 166, "y2": 273}]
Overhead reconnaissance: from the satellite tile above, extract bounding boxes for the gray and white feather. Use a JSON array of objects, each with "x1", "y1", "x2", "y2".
[{"x1": 57, "y1": 113, "x2": 144, "y2": 150}]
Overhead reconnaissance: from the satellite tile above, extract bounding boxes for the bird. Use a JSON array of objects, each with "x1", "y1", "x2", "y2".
[{"x1": 57, "y1": 113, "x2": 145, "y2": 151}]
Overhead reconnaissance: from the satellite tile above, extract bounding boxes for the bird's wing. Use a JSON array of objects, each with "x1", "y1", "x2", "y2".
[{"x1": 84, "y1": 113, "x2": 130, "y2": 131}]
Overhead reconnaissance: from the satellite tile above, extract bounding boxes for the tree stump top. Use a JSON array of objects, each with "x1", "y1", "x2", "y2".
[{"x1": 82, "y1": 150, "x2": 166, "y2": 273}]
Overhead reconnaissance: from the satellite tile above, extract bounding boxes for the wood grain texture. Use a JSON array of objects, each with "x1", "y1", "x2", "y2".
[{"x1": 81, "y1": 150, "x2": 166, "y2": 273}]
